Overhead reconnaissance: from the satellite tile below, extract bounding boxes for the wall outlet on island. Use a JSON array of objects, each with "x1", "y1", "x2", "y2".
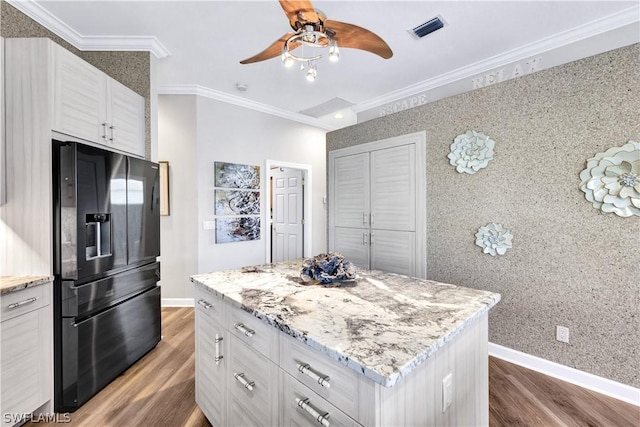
[{"x1": 556, "y1": 325, "x2": 570, "y2": 343}]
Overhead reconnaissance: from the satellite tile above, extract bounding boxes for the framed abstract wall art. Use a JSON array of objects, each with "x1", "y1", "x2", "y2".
[
  {"x1": 213, "y1": 161, "x2": 262, "y2": 243},
  {"x1": 214, "y1": 162, "x2": 260, "y2": 189},
  {"x1": 215, "y1": 217, "x2": 261, "y2": 243}
]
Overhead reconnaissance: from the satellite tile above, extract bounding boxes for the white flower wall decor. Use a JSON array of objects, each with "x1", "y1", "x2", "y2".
[
  {"x1": 475, "y1": 223, "x2": 513, "y2": 256},
  {"x1": 579, "y1": 141, "x2": 640, "y2": 217},
  {"x1": 448, "y1": 130, "x2": 495, "y2": 174}
]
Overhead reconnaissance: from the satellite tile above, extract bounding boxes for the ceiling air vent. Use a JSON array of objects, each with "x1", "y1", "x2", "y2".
[
  {"x1": 409, "y1": 16, "x2": 445, "y2": 39},
  {"x1": 300, "y1": 97, "x2": 354, "y2": 118}
]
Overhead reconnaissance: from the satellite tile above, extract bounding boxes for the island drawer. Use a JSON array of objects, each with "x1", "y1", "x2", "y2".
[
  {"x1": 282, "y1": 370, "x2": 362, "y2": 427},
  {"x1": 226, "y1": 304, "x2": 279, "y2": 362},
  {"x1": 280, "y1": 334, "x2": 361, "y2": 421},
  {"x1": 194, "y1": 285, "x2": 224, "y2": 325},
  {"x1": 0, "y1": 284, "x2": 50, "y2": 323},
  {"x1": 227, "y1": 334, "x2": 279, "y2": 426}
]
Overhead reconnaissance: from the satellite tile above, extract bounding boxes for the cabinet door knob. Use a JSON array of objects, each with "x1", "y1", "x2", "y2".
[
  {"x1": 296, "y1": 397, "x2": 331, "y2": 427},
  {"x1": 297, "y1": 363, "x2": 331, "y2": 388},
  {"x1": 234, "y1": 322, "x2": 255, "y2": 337},
  {"x1": 233, "y1": 372, "x2": 255, "y2": 391}
]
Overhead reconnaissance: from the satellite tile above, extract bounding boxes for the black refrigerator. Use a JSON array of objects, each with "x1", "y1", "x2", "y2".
[{"x1": 52, "y1": 138, "x2": 161, "y2": 412}]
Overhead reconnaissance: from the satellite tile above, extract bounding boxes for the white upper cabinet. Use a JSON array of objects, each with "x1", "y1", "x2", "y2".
[
  {"x1": 108, "y1": 78, "x2": 145, "y2": 156},
  {"x1": 52, "y1": 46, "x2": 106, "y2": 144},
  {"x1": 52, "y1": 45, "x2": 145, "y2": 157}
]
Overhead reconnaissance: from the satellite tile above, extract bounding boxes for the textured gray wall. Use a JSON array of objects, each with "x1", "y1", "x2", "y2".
[
  {"x1": 1, "y1": 1, "x2": 151, "y2": 159},
  {"x1": 327, "y1": 44, "x2": 640, "y2": 388}
]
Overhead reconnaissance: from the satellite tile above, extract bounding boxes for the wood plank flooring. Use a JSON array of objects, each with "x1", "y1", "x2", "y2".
[{"x1": 26, "y1": 307, "x2": 639, "y2": 427}]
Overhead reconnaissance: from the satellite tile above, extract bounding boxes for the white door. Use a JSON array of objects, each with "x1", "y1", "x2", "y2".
[{"x1": 272, "y1": 168, "x2": 304, "y2": 262}]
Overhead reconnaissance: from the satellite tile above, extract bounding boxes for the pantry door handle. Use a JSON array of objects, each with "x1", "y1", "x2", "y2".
[
  {"x1": 296, "y1": 397, "x2": 330, "y2": 427},
  {"x1": 197, "y1": 299, "x2": 212, "y2": 309},
  {"x1": 297, "y1": 363, "x2": 331, "y2": 388},
  {"x1": 234, "y1": 372, "x2": 255, "y2": 391},
  {"x1": 234, "y1": 322, "x2": 255, "y2": 337}
]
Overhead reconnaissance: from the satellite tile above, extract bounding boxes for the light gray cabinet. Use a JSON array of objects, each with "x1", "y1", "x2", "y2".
[
  {"x1": 329, "y1": 132, "x2": 426, "y2": 278},
  {"x1": 0, "y1": 284, "x2": 53, "y2": 427},
  {"x1": 194, "y1": 288, "x2": 227, "y2": 427},
  {"x1": 52, "y1": 42, "x2": 145, "y2": 157}
]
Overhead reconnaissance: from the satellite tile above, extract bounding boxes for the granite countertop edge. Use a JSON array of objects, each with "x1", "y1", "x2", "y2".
[
  {"x1": 0, "y1": 276, "x2": 54, "y2": 295},
  {"x1": 191, "y1": 275, "x2": 501, "y2": 388}
]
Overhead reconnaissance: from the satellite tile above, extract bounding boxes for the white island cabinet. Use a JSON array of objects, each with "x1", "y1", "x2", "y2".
[{"x1": 191, "y1": 261, "x2": 500, "y2": 426}]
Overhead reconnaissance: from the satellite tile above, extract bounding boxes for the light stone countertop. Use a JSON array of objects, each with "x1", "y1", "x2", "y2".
[
  {"x1": 0, "y1": 276, "x2": 53, "y2": 295},
  {"x1": 191, "y1": 261, "x2": 500, "y2": 387}
]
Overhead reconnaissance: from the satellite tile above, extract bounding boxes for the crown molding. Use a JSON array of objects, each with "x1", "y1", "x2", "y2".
[
  {"x1": 6, "y1": 0, "x2": 171, "y2": 58},
  {"x1": 353, "y1": 5, "x2": 640, "y2": 113},
  {"x1": 158, "y1": 85, "x2": 332, "y2": 131}
]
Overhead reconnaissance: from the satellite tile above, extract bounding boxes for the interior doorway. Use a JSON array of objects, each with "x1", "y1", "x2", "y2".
[{"x1": 265, "y1": 160, "x2": 313, "y2": 263}]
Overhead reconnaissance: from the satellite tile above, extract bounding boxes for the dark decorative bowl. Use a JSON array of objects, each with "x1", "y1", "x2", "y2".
[{"x1": 300, "y1": 252, "x2": 356, "y2": 285}]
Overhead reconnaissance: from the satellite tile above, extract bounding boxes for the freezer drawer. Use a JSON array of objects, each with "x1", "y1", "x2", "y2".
[
  {"x1": 61, "y1": 262, "x2": 159, "y2": 319},
  {"x1": 60, "y1": 286, "x2": 160, "y2": 411}
]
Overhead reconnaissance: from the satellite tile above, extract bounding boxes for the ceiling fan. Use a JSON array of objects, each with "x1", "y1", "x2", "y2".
[{"x1": 239, "y1": 0, "x2": 393, "y2": 81}]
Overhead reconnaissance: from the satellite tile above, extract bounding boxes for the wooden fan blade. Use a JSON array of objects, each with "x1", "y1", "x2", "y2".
[
  {"x1": 239, "y1": 33, "x2": 300, "y2": 64},
  {"x1": 325, "y1": 20, "x2": 393, "y2": 59},
  {"x1": 279, "y1": 0, "x2": 319, "y2": 29}
]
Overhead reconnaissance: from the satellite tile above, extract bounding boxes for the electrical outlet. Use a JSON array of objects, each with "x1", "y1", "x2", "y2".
[
  {"x1": 442, "y1": 373, "x2": 453, "y2": 413},
  {"x1": 556, "y1": 325, "x2": 570, "y2": 343}
]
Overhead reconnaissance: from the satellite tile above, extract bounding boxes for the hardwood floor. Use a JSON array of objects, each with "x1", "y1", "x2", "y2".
[
  {"x1": 27, "y1": 307, "x2": 639, "y2": 427},
  {"x1": 489, "y1": 357, "x2": 639, "y2": 427}
]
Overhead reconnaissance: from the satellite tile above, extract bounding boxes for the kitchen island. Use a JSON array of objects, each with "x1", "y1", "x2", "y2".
[{"x1": 191, "y1": 261, "x2": 500, "y2": 426}]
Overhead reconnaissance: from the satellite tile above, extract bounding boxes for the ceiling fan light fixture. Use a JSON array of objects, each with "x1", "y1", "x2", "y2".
[
  {"x1": 281, "y1": 50, "x2": 295, "y2": 67},
  {"x1": 328, "y1": 41, "x2": 339, "y2": 62},
  {"x1": 306, "y1": 64, "x2": 317, "y2": 82}
]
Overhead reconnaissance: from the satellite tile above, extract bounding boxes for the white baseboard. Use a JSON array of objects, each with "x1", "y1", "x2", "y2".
[
  {"x1": 489, "y1": 342, "x2": 640, "y2": 407},
  {"x1": 161, "y1": 298, "x2": 195, "y2": 307}
]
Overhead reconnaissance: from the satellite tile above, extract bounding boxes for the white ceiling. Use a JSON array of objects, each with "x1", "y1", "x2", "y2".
[{"x1": 13, "y1": 1, "x2": 640, "y2": 129}]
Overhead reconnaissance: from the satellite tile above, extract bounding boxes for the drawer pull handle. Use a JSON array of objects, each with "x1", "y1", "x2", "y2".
[
  {"x1": 7, "y1": 297, "x2": 38, "y2": 309},
  {"x1": 214, "y1": 334, "x2": 223, "y2": 365},
  {"x1": 296, "y1": 397, "x2": 330, "y2": 427},
  {"x1": 297, "y1": 363, "x2": 331, "y2": 389},
  {"x1": 233, "y1": 372, "x2": 255, "y2": 391},
  {"x1": 234, "y1": 322, "x2": 255, "y2": 337},
  {"x1": 197, "y1": 299, "x2": 212, "y2": 309}
]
